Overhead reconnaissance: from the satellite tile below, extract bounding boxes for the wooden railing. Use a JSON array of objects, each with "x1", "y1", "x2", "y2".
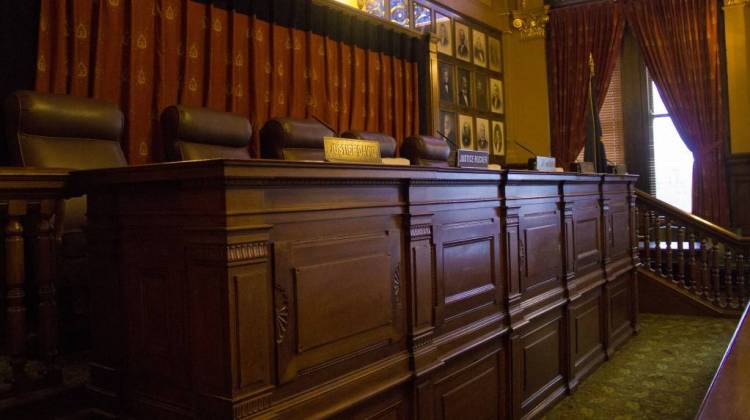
[
  {"x1": 635, "y1": 190, "x2": 750, "y2": 312},
  {"x1": 0, "y1": 169, "x2": 67, "y2": 397}
]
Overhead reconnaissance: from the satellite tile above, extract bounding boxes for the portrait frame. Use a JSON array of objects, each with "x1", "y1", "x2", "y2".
[
  {"x1": 488, "y1": 36, "x2": 502, "y2": 72},
  {"x1": 492, "y1": 121, "x2": 505, "y2": 156},
  {"x1": 458, "y1": 114, "x2": 475, "y2": 150},
  {"x1": 474, "y1": 72, "x2": 489, "y2": 113},
  {"x1": 457, "y1": 67, "x2": 472, "y2": 109},
  {"x1": 439, "y1": 110, "x2": 457, "y2": 147},
  {"x1": 475, "y1": 118, "x2": 490, "y2": 152},
  {"x1": 438, "y1": 61, "x2": 455, "y2": 104},
  {"x1": 435, "y1": 13, "x2": 453, "y2": 56},
  {"x1": 490, "y1": 78, "x2": 504, "y2": 114},
  {"x1": 454, "y1": 21, "x2": 471, "y2": 63},
  {"x1": 472, "y1": 29, "x2": 487, "y2": 68}
]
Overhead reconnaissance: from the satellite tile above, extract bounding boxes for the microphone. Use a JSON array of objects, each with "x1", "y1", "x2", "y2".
[
  {"x1": 435, "y1": 130, "x2": 458, "y2": 151},
  {"x1": 311, "y1": 115, "x2": 337, "y2": 135}
]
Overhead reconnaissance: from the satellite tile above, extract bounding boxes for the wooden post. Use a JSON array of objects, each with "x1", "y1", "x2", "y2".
[
  {"x1": 712, "y1": 245, "x2": 722, "y2": 304},
  {"x1": 738, "y1": 254, "x2": 746, "y2": 307},
  {"x1": 642, "y1": 209, "x2": 651, "y2": 269},
  {"x1": 665, "y1": 219, "x2": 674, "y2": 281},
  {"x1": 36, "y1": 199, "x2": 60, "y2": 381},
  {"x1": 655, "y1": 215, "x2": 664, "y2": 276},
  {"x1": 677, "y1": 227, "x2": 686, "y2": 287},
  {"x1": 702, "y1": 239, "x2": 711, "y2": 301},
  {"x1": 5, "y1": 200, "x2": 28, "y2": 389},
  {"x1": 689, "y1": 232, "x2": 698, "y2": 293}
]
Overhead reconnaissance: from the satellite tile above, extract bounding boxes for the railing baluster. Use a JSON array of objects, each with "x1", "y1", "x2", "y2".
[
  {"x1": 725, "y1": 250, "x2": 737, "y2": 309},
  {"x1": 677, "y1": 226, "x2": 686, "y2": 287},
  {"x1": 666, "y1": 219, "x2": 674, "y2": 281},
  {"x1": 689, "y1": 232, "x2": 697, "y2": 292},
  {"x1": 702, "y1": 239, "x2": 711, "y2": 300},
  {"x1": 712, "y1": 244, "x2": 722, "y2": 304},
  {"x1": 656, "y1": 215, "x2": 664, "y2": 275},
  {"x1": 5, "y1": 200, "x2": 28, "y2": 389},
  {"x1": 642, "y1": 208, "x2": 651, "y2": 268},
  {"x1": 738, "y1": 254, "x2": 746, "y2": 307}
]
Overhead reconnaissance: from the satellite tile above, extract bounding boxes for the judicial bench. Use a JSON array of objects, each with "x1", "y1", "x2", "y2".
[{"x1": 68, "y1": 160, "x2": 639, "y2": 419}]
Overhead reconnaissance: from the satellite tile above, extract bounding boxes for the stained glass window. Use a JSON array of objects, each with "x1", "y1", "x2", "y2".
[
  {"x1": 414, "y1": 3, "x2": 432, "y2": 32},
  {"x1": 390, "y1": 0, "x2": 410, "y2": 28}
]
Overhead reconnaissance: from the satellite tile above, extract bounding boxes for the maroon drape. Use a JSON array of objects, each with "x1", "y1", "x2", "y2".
[
  {"x1": 623, "y1": 0, "x2": 728, "y2": 226},
  {"x1": 548, "y1": 1, "x2": 625, "y2": 168},
  {"x1": 35, "y1": 0, "x2": 420, "y2": 164}
]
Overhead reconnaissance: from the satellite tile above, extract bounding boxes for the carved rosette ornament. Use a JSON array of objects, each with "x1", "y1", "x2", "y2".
[{"x1": 510, "y1": 4, "x2": 550, "y2": 40}]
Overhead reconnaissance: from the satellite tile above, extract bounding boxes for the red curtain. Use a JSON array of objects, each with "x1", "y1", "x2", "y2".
[
  {"x1": 623, "y1": 0, "x2": 728, "y2": 226},
  {"x1": 547, "y1": 0, "x2": 625, "y2": 169},
  {"x1": 35, "y1": 0, "x2": 421, "y2": 164}
]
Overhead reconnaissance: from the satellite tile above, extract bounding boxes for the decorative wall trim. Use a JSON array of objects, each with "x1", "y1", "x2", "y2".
[
  {"x1": 410, "y1": 224, "x2": 432, "y2": 239},
  {"x1": 227, "y1": 242, "x2": 269, "y2": 262},
  {"x1": 274, "y1": 285, "x2": 289, "y2": 345},
  {"x1": 234, "y1": 395, "x2": 272, "y2": 419}
]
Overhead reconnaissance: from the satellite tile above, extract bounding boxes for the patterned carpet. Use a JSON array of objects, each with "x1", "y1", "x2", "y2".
[{"x1": 543, "y1": 313, "x2": 737, "y2": 420}]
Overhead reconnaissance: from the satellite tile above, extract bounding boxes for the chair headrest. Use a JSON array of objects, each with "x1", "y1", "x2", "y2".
[
  {"x1": 340, "y1": 131, "x2": 398, "y2": 158},
  {"x1": 160, "y1": 105, "x2": 252, "y2": 149},
  {"x1": 401, "y1": 135, "x2": 452, "y2": 166},
  {"x1": 260, "y1": 118, "x2": 334, "y2": 160},
  {"x1": 5, "y1": 90, "x2": 124, "y2": 141}
]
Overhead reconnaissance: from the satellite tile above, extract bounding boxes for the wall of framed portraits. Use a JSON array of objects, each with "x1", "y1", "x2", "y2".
[
  {"x1": 331, "y1": 0, "x2": 507, "y2": 164},
  {"x1": 433, "y1": 10, "x2": 506, "y2": 163}
]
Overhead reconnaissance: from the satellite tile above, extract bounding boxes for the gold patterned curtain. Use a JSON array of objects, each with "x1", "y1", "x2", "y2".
[{"x1": 35, "y1": 0, "x2": 422, "y2": 164}]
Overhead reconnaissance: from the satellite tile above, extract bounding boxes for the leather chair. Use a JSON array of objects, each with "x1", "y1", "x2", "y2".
[
  {"x1": 260, "y1": 118, "x2": 333, "y2": 161},
  {"x1": 160, "y1": 105, "x2": 252, "y2": 161},
  {"x1": 400, "y1": 135, "x2": 452, "y2": 167},
  {"x1": 340, "y1": 130, "x2": 398, "y2": 158},
  {"x1": 4, "y1": 90, "x2": 128, "y2": 349}
]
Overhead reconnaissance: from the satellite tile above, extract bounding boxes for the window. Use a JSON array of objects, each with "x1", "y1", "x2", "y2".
[{"x1": 648, "y1": 79, "x2": 693, "y2": 213}]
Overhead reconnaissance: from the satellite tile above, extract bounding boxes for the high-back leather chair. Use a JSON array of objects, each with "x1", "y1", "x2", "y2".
[
  {"x1": 4, "y1": 90, "x2": 128, "y2": 232},
  {"x1": 260, "y1": 118, "x2": 333, "y2": 161},
  {"x1": 4, "y1": 90, "x2": 128, "y2": 344},
  {"x1": 160, "y1": 105, "x2": 252, "y2": 161},
  {"x1": 340, "y1": 130, "x2": 398, "y2": 158},
  {"x1": 401, "y1": 135, "x2": 452, "y2": 167}
]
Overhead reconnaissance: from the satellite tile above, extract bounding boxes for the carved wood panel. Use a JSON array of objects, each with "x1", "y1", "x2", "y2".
[
  {"x1": 274, "y1": 230, "x2": 403, "y2": 384},
  {"x1": 518, "y1": 202, "x2": 562, "y2": 296},
  {"x1": 567, "y1": 288, "x2": 605, "y2": 389}
]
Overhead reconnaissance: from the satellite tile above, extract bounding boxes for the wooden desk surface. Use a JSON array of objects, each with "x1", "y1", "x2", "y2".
[{"x1": 697, "y1": 304, "x2": 750, "y2": 419}]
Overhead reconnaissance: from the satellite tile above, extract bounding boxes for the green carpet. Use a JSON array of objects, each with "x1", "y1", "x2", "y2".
[{"x1": 543, "y1": 313, "x2": 737, "y2": 420}]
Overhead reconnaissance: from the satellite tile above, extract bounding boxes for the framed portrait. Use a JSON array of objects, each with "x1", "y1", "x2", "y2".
[
  {"x1": 457, "y1": 68, "x2": 472, "y2": 108},
  {"x1": 475, "y1": 73, "x2": 489, "y2": 112},
  {"x1": 454, "y1": 21, "x2": 471, "y2": 62},
  {"x1": 458, "y1": 114, "x2": 474, "y2": 150},
  {"x1": 476, "y1": 118, "x2": 490, "y2": 152},
  {"x1": 488, "y1": 36, "x2": 502, "y2": 72},
  {"x1": 438, "y1": 61, "x2": 455, "y2": 103},
  {"x1": 490, "y1": 78, "x2": 504, "y2": 114},
  {"x1": 413, "y1": 3, "x2": 433, "y2": 33},
  {"x1": 492, "y1": 121, "x2": 505, "y2": 156},
  {"x1": 436, "y1": 14, "x2": 452, "y2": 56},
  {"x1": 472, "y1": 30, "x2": 487, "y2": 68},
  {"x1": 439, "y1": 110, "x2": 457, "y2": 147}
]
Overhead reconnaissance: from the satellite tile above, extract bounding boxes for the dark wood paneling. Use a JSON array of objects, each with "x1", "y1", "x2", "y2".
[
  {"x1": 72, "y1": 161, "x2": 638, "y2": 419},
  {"x1": 729, "y1": 154, "x2": 750, "y2": 234},
  {"x1": 511, "y1": 308, "x2": 566, "y2": 420}
]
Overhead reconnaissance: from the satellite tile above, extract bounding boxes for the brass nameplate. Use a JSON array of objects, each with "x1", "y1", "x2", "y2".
[{"x1": 324, "y1": 137, "x2": 382, "y2": 164}]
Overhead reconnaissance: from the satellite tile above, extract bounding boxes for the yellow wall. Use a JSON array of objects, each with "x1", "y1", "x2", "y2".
[{"x1": 724, "y1": 0, "x2": 750, "y2": 154}]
